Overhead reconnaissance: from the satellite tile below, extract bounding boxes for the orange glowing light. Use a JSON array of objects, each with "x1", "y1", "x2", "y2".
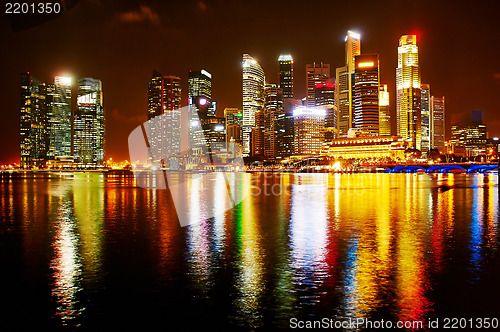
[{"x1": 358, "y1": 62, "x2": 374, "y2": 68}]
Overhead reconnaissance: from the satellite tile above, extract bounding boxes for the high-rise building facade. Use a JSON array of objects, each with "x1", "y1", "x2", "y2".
[
  {"x1": 315, "y1": 81, "x2": 337, "y2": 141},
  {"x1": 74, "y1": 77, "x2": 104, "y2": 166},
  {"x1": 420, "y1": 84, "x2": 431, "y2": 154},
  {"x1": 278, "y1": 54, "x2": 293, "y2": 99},
  {"x1": 263, "y1": 84, "x2": 283, "y2": 159},
  {"x1": 242, "y1": 54, "x2": 265, "y2": 156},
  {"x1": 252, "y1": 110, "x2": 265, "y2": 156},
  {"x1": 147, "y1": 71, "x2": 182, "y2": 160},
  {"x1": 396, "y1": 35, "x2": 421, "y2": 149},
  {"x1": 201, "y1": 116, "x2": 226, "y2": 145},
  {"x1": 450, "y1": 110, "x2": 486, "y2": 157},
  {"x1": 188, "y1": 69, "x2": 212, "y2": 101},
  {"x1": 379, "y1": 84, "x2": 391, "y2": 136},
  {"x1": 345, "y1": 31, "x2": 361, "y2": 72},
  {"x1": 277, "y1": 98, "x2": 301, "y2": 158},
  {"x1": 188, "y1": 69, "x2": 213, "y2": 153},
  {"x1": 354, "y1": 54, "x2": 380, "y2": 136},
  {"x1": 49, "y1": 76, "x2": 72, "y2": 158},
  {"x1": 224, "y1": 108, "x2": 243, "y2": 145},
  {"x1": 431, "y1": 96, "x2": 445, "y2": 152},
  {"x1": 20, "y1": 73, "x2": 49, "y2": 167},
  {"x1": 336, "y1": 31, "x2": 361, "y2": 138},
  {"x1": 293, "y1": 107, "x2": 326, "y2": 156},
  {"x1": 306, "y1": 62, "x2": 330, "y2": 107}
]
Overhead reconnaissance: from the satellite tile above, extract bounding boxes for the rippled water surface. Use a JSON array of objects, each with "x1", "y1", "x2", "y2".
[{"x1": 1, "y1": 172, "x2": 499, "y2": 330}]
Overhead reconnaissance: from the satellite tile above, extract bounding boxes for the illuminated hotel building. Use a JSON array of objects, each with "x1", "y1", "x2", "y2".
[
  {"x1": 336, "y1": 30, "x2": 361, "y2": 137},
  {"x1": 396, "y1": 35, "x2": 421, "y2": 150},
  {"x1": 431, "y1": 96, "x2": 445, "y2": 152},
  {"x1": 20, "y1": 72, "x2": 49, "y2": 167},
  {"x1": 224, "y1": 108, "x2": 242, "y2": 145},
  {"x1": 242, "y1": 54, "x2": 265, "y2": 156},
  {"x1": 293, "y1": 107, "x2": 326, "y2": 156},
  {"x1": 306, "y1": 62, "x2": 330, "y2": 107},
  {"x1": 278, "y1": 54, "x2": 293, "y2": 98},
  {"x1": 379, "y1": 84, "x2": 391, "y2": 136},
  {"x1": 74, "y1": 77, "x2": 104, "y2": 166},
  {"x1": 263, "y1": 84, "x2": 283, "y2": 159},
  {"x1": 49, "y1": 76, "x2": 72, "y2": 158},
  {"x1": 322, "y1": 136, "x2": 407, "y2": 160},
  {"x1": 354, "y1": 53, "x2": 380, "y2": 136},
  {"x1": 420, "y1": 84, "x2": 431, "y2": 154},
  {"x1": 315, "y1": 81, "x2": 337, "y2": 141}
]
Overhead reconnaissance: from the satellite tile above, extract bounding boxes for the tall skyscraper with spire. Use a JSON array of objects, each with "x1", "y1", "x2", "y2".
[
  {"x1": 396, "y1": 35, "x2": 421, "y2": 149},
  {"x1": 242, "y1": 54, "x2": 265, "y2": 156},
  {"x1": 336, "y1": 30, "x2": 361, "y2": 137}
]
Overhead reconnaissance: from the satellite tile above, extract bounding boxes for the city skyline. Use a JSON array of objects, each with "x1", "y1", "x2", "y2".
[{"x1": 1, "y1": 0, "x2": 500, "y2": 163}]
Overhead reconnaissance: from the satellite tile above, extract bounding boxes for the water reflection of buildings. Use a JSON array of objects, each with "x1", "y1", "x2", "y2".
[
  {"x1": 2, "y1": 171, "x2": 498, "y2": 329},
  {"x1": 233, "y1": 178, "x2": 265, "y2": 328},
  {"x1": 289, "y1": 175, "x2": 329, "y2": 309}
]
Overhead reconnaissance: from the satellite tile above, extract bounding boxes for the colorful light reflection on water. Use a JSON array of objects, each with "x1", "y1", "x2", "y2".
[{"x1": 0, "y1": 172, "x2": 499, "y2": 330}]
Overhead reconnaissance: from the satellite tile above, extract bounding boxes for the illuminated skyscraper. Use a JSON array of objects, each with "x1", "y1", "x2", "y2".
[
  {"x1": 20, "y1": 72, "x2": 49, "y2": 167},
  {"x1": 252, "y1": 110, "x2": 265, "y2": 156},
  {"x1": 396, "y1": 35, "x2": 421, "y2": 149},
  {"x1": 263, "y1": 84, "x2": 283, "y2": 159},
  {"x1": 354, "y1": 54, "x2": 380, "y2": 136},
  {"x1": 293, "y1": 107, "x2": 326, "y2": 156},
  {"x1": 336, "y1": 30, "x2": 361, "y2": 137},
  {"x1": 242, "y1": 54, "x2": 265, "y2": 156},
  {"x1": 188, "y1": 69, "x2": 212, "y2": 153},
  {"x1": 379, "y1": 84, "x2": 391, "y2": 136},
  {"x1": 450, "y1": 110, "x2": 486, "y2": 157},
  {"x1": 49, "y1": 76, "x2": 72, "y2": 158},
  {"x1": 306, "y1": 62, "x2": 330, "y2": 107},
  {"x1": 314, "y1": 80, "x2": 337, "y2": 141},
  {"x1": 420, "y1": 84, "x2": 431, "y2": 154},
  {"x1": 74, "y1": 77, "x2": 104, "y2": 166},
  {"x1": 277, "y1": 98, "x2": 301, "y2": 158},
  {"x1": 278, "y1": 54, "x2": 293, "y2": 99},
  {"x1": 431, "y1": 96, "x2": 445, "y2": 152},
  {"x1": 224, "y1": 108, "x2": 242, "y2": 145},
  {"x1": 188, "y1": 69, "x2": 212, "y2": 101},
  {"x1": 147, "y1": 71, "x2": 182, "y2": 160}
]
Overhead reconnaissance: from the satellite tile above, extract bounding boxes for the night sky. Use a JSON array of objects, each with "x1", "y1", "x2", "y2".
[{"x1": 1, "y1": 0, "x2": 499, "y2": 164}]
